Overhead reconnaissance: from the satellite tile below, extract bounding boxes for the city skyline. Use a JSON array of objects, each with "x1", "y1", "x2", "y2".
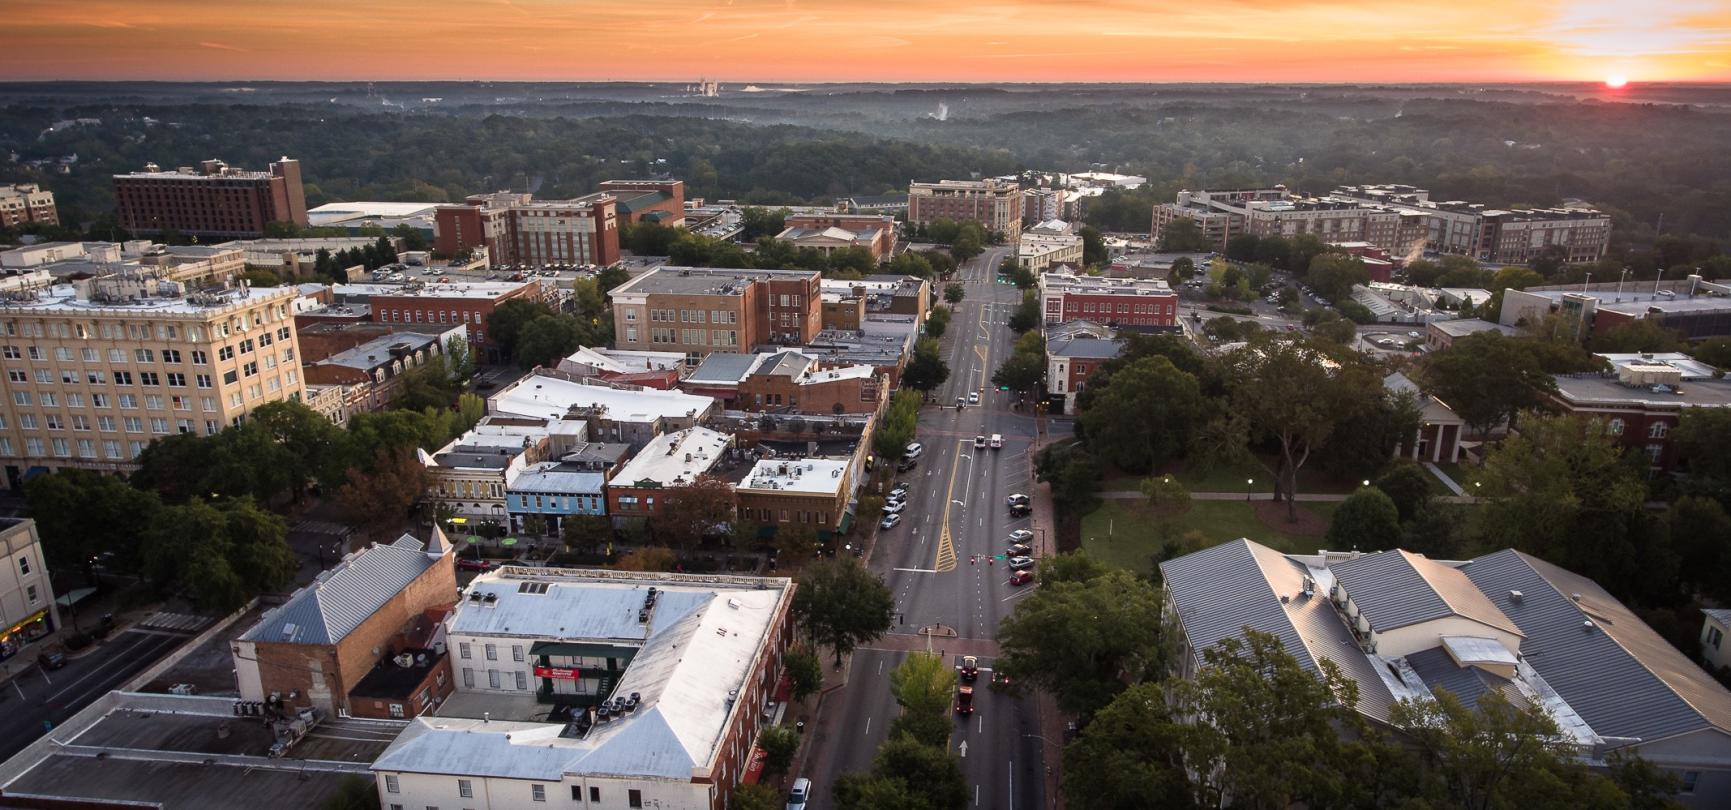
[{"x1": 2, "y1": 0, "x2": 1728, "y2": 84}]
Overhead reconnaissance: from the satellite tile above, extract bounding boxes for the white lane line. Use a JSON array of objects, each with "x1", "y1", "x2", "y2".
[
  {"x1": 865, "y1": 716, "x2": 872, "y2": 736},
  {"x1": 894, "y1": 567, "x2": 938, "y2": 573},
  {"x1": 974, "y1": 784, "x2": 981, "y2": 806},
  {"x1": 1001, "y1": 588, "x2": 1036, "y2": 603}
]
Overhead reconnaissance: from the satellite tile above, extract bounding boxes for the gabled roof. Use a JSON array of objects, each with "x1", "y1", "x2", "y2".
[
  {"x1": 1160, "y1": 538, "x2": 1398, "y2": 722},
  {"x1": 243, "y1": 535, "x2": 439, "y2": 645},
  {"x1": 1405, "y1": 645, "x2": 1529, "y2": 714},
  {"x1": 1332, "y1": 550, "x2": 1522, "y2": 637},
  {"x1": 1463, "y1": 549, "x2": 1731, "y2": 741},
  {"x1": 1046, "y1": 336, "x2": 1124, "y2": 360}
]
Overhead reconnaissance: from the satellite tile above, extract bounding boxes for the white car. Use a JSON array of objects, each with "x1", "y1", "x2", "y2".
[
  {"x1": 1407, "y1": 331, "x2": 1421, "y2": 338},
  {"x1": 881, "y1": 501, "x2": 906, "y2": 515},
  {"x1": 879, "y1": 514, "x2": 902, "y2": 530},
  {"x1": 905, "y1": 442, "x2": 923, "y2": 459},
  {"x1": 967, "y1": 391, "x2": 980, "y2": 404},
  {"x1": 990, "y1": 434, "x2": 1003, "y2": 449},
  {"x1": 1008, "y1": 529, "x2": 1034, "y2": 543},
  {"x1": 975, "y1": 435, "x2": 987, "y2": 449}
]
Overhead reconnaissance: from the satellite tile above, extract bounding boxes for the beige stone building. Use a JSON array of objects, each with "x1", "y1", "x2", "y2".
[
  {"x1": 0, "y1": 518, "x2": 59, "y2": 663},
  {"x1": 609, "y1": 267, "x2": 821, "y2": 365},
  {"x1": 0, "y1": 270, "x2": 306, "y2": 486}
]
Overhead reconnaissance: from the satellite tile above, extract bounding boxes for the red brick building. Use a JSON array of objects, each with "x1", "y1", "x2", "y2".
[
  {"x1": 434, "y1": 191, "x2": 620, "y2": 268},
  {"x1": 1548, "y1": 357, "x2": 1731, "y2": 473},
  {"x1": 114, "y1": 158, "x2": 308, "y2": 238},
  {"x1": 231, "y1": 531, "x2": 459, "y2": 719},
  {"x1": 598, "y1": 179, "x2": 686, "y2": 228},
  {"x1": 779, "y1": 213, "x2": 898, "y2": 262},
  {"x1": 610, "y1": 267, "x2": 822, "y2": 363},
  {"x1": 340, "y1": 279, "x2": 549, "y2": 363},
  {"x1": 1039, "y1": 271, "x2": 1179, "y2": 330}
]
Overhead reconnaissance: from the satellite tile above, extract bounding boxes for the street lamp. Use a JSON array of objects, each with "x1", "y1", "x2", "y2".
[
  {"x1": 1362, "y1": 479, "x2": 1371, "y2": 487},
  {"x1": 1246, "y1": 478, "x2": 1254, "y2": 502}
]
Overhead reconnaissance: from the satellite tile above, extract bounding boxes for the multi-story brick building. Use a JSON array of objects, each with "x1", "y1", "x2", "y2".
[
  {"x1": 232, "y1": 530, "x2": 458, "y2": 719},
  {"x1": 609, "y1": 267, "x2": 822, "y2": 364},
  {"x1": 0, "y1": 184, "x2": 58, "y2": 229},
  {"x1": 301, "y1": 329, "x2": 457, "y2": 418},
  {"x1": 333, "y1": 279, "x2": 549, "y2": 363},
  {"x1": 908, "y1": 179, "x2": 1022, "y2": 241},
  {"x1": 113, "y1": 158, "x2": 308, "y2": 239},
  {"x1": 374, "y1": 568, "x2": 794, "y2": 810},
  {"x1": 777, "y1": 213, "x2": 898, "y2": 262},
  {"x1": 598, "y1": 179, "x2": 685, "y2": 228},
  {"x1": 1038, "y1": 271, "x2": 1178, "y2": 330},
  {"x1": 1153, "y1": 186, "x2": 1429, "y2": 257},
  {"x1": 434, "y1": 191, "x2": 619, "y2": 269},
  {"x1": 1045, "y1": 333, "x2": 1124, "y2": 415},
  {"x1": 0, "y1": 271, "x2": 306, "y2": 487},
  {"x1": 682, "y1": 350, "x2": 887, "y2": 414},
  {"x1": 605, "y1": 427, "x2": 732, "y2": 522},
  {"x1": 0, "y1": 518, "x2": 58, "y2": 665},
  {"x1": 1333, "y1": 184, "x2": 1611, "y2": 264},
  {"x1": 734, "y1": 457, "x2": 856, "y2": 533},
  {"x1": 1547, "y1": 353, "x2": 1731, "y2": 473}
]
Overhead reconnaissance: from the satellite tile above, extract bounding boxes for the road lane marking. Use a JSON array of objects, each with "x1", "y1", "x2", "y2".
[
  {"x1": 893, "y1": 567, "x2": 937, "y2": 573},
  {"x1": 865, "y1": 716, "x2": 872, "y2": 735}
]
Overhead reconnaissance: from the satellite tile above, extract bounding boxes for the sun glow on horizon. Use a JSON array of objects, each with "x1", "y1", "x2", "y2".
[{"x1": 1605, "y1": 74, "x2": 1629, "y2": 88}]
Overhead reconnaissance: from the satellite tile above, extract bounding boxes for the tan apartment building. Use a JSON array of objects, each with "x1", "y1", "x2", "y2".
[
  {"x1": 0, "y1": 271, "x2": 306, "y2": 487},
  {"x1": 908, "y1": 179, "x2": 1023, "y2": 241},
  {"x1": 608, "y1": 267, "x2": 821, "y2": 365},
  {"x1": 0, "y1": 184, "x2": 59, "y2": 229},
  {"x1": 434, "y1": 191, "x2": 620, "y2": 269},
  {"x1": 0, "y1": 518, "x2": 59, "y2": 664},
  {"x1": 734, "y1": 457, "x2": 855, "y2": 533}
]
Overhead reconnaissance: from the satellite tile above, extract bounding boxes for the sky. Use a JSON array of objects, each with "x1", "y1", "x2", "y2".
[{"x1": 2, "y1": 0, "x2": 1729, "y2": 84}]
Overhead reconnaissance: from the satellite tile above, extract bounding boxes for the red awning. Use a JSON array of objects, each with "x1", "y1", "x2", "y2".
[
  {"x1": 742, "y1": 746, "x2": 768, "y2": 785},
  {"x1": 772, "y1": 673, "x2": 793, "y2": 704}
]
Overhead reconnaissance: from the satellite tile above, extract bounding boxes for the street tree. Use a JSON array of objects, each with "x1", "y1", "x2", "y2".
[
  {"x1": 757, "y1": 725, "x2": 801, "y2": 778},
  {"x1": 25, "y1": 470, "x2": 162, "y2": 585},
  {"x1": 1079, "y1": 356, "x2": 1207, "y2": 474},
  {"x1": 1227, "y1": 335, "x2": 1372, "y2": 521},
  {"x1": 771, "y1": 522, "x2": 821, "y2": 562},
  {"x1": 991, "y1": 350, "x2": 1044, "y2": 396},
  {"x1": 888, "y1": 652, "x2": 957, "y2": 747},
  {"x1": 1420, "y1": 332, "x2": 1556, "y2": 452},
  {"x1": 611, "y1": 545, "x2": 677, "y2": 571},
  {"x1": 871, "y1": 390, "x2": 921, "y2": 461},
  {"x1": 1061, "y1": 682, "x2": 1198, "y2": 810},
  {"x1": 1326, "y1": 486, "x2": 1402, "y2": 551},
  {"x1": 834, "y1": 734, "x2": 969, "y2": 810},
  {"x1": 1081, "y1": 225, "x2": 1107, "y2": 266},
  {"x1": 650, "y1": 477, "x2": 736, "y2": 552},
  {"x1": 943, "y1": 282, "x2": 965, "y2": 304},
  {"x1": 792, "y1": 558, "x2": 894, "y2": 667},
  {"x1": 924, "y1": 305, "x2": 951, "y2": 338},
  {"x1": 560, "y1": 514, "x2": 611, "y2": 554},
  {"x1": 996, "y1": 565, "x2": 1169, "y2": 720},
  {"x1": 728, "y1": 784, "x2": 782, "y2": 810},
  {"x1": 337, "y1": 448, "x2": 428, "y2": 539},
  {"x1": 484, "y1": 298, "x2": 554, "y2": 361},
  {"x1": 514, "y1": 314, "x2": 588, "y2": 368},
  {"x1": 1007, "y1": 289, "x2": 1041, "y2": 332},
  {"x1": 900, "y1": 338, "x2": 950, "y2": 392},
  {"x1": 784, "y1": 645, "x2": 825, "y2": 703},
  {"x1": 1157, "y1": 217, "x2": 1210, "y2": 252},
  {"x1": 1034, "y1": 441, "x2": 1102, "y2": 517}
]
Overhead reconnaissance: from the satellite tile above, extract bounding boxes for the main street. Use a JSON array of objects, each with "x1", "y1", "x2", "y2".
[{"x1": 802, "y1": 244, "x2": 1048, "y2": 809}]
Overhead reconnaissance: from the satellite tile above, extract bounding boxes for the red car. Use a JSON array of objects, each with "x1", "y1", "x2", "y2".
[
  {"x1": 457, "y1": 558, "x2": 495, "y2": 572},
  {"x1": 1009, "y1": 570, "x2": 1034, "y2": 586},
  {"x1": 955, "y1": 684, "x2": 975, "y2": 716}
]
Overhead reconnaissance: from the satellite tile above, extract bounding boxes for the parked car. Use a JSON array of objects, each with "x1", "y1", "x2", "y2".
[
  {"x1": 1007, "y1": 529, "x2": 1034, "y2": 543},
  {"x1": 1008, "y1": 556, "x2": 1036, "y2": 570},
  {"x1": 890, "y1": 483, "x2": 910, "y2": 496},
  {"x1": 897, "y1": 458, "x2": 918, "y2": 472},
  {"x1": 457, "y1": 558, "x2": 495, "y2": 572},
  {"x1": 905, "y1": 442, "x2": 924, "y2": 459},
  {"x1": 37, "y1": 651, "x2": 66, "y2": 671},
  {"x1": 1009, "y1": 570, "x2": 1034, "y2": 586},
  {"x1": 881, "y1": 501, "x2": 906, "y2": 515},
  {"x1": 1006, "y1": 493, "x2": 1030, "y2": 507},
  {"x1": 787, "y1": 777, "x2": 812, "y2": 810},
  {"x1": 1009, "y1": 503, "x2": 1032, "y2": 518},
  {"x1": 967, "y1": 391, "x2": 980, "y2": 404},
  {"x1": 1007, "y1": 543, "x2": 1032, "y2": 556},
  {"x1": 879, "y1": 513, "x2": 902, "y2": 530}
]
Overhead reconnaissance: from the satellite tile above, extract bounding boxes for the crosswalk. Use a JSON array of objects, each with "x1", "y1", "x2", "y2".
[
  {"x1": 291, "y1": 519, "x2": 353, "y2": 537},
  {"x1": 137, "y1": 612, "x2": 214, "y2": 633}
]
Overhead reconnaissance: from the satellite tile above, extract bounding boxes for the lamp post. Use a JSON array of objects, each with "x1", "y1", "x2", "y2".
[{"x1": 1246, "y1": 478, "x2": 1254, "y2": 502}]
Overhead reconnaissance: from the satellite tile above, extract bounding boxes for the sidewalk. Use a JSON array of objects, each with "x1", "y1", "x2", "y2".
[
  {"x1": 1025, "y1": 433, "x2": 1067, "y2": 810},
  {"x1": 0, "y1": 586, "x2": 160, "y2": 689}
]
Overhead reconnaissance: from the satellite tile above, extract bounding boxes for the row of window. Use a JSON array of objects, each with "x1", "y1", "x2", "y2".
[
  {"x1": 7, "y1": 368, "x2": 294, "y2": 409},
  {"x1": 3, "y1": 317, "x2": 290, "y2": 344},
  {"x1": 646, "y1": 308, "x2": 740, "y2": 324},
  {"x1": 3, "y1": 409, "x2": 220, "y2": 432},
  {"x1": 637, "y1": 327, "x2": 738, "y2": 347},
  {"x1": 0, "y1": 436, "x2": 154, "y2": 460},
  {"x1": 383, "y1": 780, "x2": 645, "y2": 807},
  {"x1": 381, "y1": 309, "x2": 481, "y2": 326}
]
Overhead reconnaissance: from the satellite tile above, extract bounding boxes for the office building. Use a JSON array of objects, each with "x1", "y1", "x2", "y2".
[
  {"x1": 1153, "y1": 186, "x2": 1427, "y2": 256},
  {"x1": 422, "y1": 417, "x2": 567, "y2": 522},
  {"x1": 373, "y1": 568, "x2": 794, "y2": 810},
  {"x1": 608, "y1": 267, "x2": 822, "y2": 364},
  {"x1": 0, "y1": 183, "x2": 58, "y2": 228},
  {"x1": 734, "y1": 457, "x2": 855, "y2": 533},
  {"x1": 1039, "y1": 271, "x2": 1178, "y2": 330},
  {"x1": 682, "y1": 350, "x2": 887, "y2": 414},
  {"x1": 505, "y1": 442, "x2": 630, "y2": 535},
  {"x1": 333, "y1": 279, "x2": 550, "y2": 362},
  {"x1": 1018, "y1": 232, "x2": 1084, "y2": 271},
  {"x1": 434, "y1": 191, "x2": 619, "y2": 269},
  {"x1": 907, "y1": 179, "x2": 1023, "y2": 241},
  {"x1": 605, "y1": 426, "x2": 733, "y2": 521},
  {"x1": 777, "y1": 213, "x2": 898, "y2": 262},
  {"x1": 0, "y1": 271, "x2": 305, "y2": 486},
  {"x1": 598, "y1": 180, "x2": 686, "y2": 228},
  {"x1": 113, "y1": 157, "x2": 308, "y2": 238},
  {"x1": 1162, "y1": 540, "x2": 1731, "y2": 808}
]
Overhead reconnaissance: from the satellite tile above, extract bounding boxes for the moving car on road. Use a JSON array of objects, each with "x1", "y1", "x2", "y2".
[
  {"x1": 960, "y1": 655, "x2": 979, "y2": 682},
  {"x1": 990, "y1": 434, "x2": 1002, "y2": 448},
  {"x1": 967, "y1": 391, "x2": 980, "y2": 404},
  {"x1": 787, "y1": 777, "x2": 811, "y2": 810},
  {"x1": 974, "y1": 435, "x2": 987, "y2": 449},
  {"x1": 955, "y1": 684, "x2": 975, "y2": 716}
]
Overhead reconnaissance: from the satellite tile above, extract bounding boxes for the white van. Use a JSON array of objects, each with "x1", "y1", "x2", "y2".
[
  {"x1": 989, "y1": 434, "x2": 1003, "y2": 449},
  {"x1": 787, "y1": 777, "x2": 811, "y2": 809}
]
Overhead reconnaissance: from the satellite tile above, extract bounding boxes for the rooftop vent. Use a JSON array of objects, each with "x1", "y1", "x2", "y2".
[{"x1": 1508, "y1": 590, "x2": 1524, "y2": 604}]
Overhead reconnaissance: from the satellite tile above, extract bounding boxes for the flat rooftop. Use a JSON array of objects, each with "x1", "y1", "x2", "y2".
[
  {"x1": 311, "y1": 331, "x2": 441, "y2": 371},
  {"x1": 490, "y1": 373, "x2": 714, "y2": 424},
  {"x1": 738, "y1": 458, "x2": 849, "y2": 495},
  {"x1": 0, "y1": 281, "x2": 292, "y2": 316},
  {"x1": 1552, "y1": 374, "x2": 1731, "y2": 409},
  {"x1": 334, "y1": 280, "x2": 537, "y2": 300},
  {"x1": 609, "y1": 427, "x2": 731, "y2": 487},
  {"x1": 611, "y1": 266, "x2": 817, "y2": 297}
]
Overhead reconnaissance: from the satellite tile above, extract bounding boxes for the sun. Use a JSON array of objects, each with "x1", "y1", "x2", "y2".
[{"x1": 1605, "y1": 74, "x2": 1628, "y2": 89}]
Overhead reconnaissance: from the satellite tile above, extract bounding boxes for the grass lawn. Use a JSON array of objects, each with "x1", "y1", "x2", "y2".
[
  {"x1": 1080, "y1": 498, "x2": 1340, "y2": 576},
  {"x1": 1103, "y1": 457, "x2": 1358, "y2": 495}
]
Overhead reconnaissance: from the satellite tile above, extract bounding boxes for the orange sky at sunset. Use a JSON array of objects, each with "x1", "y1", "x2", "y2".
[{"x1": 2, "y1": 0, "x2": 1729, "y2": 83}]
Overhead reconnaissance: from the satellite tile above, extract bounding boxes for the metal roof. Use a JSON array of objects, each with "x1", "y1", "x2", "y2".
[
  {"x1": 686, "y1": 352, "x2": 759, "y2": 385},
  {"x1": 1405, "y1": 645, "x2": 1529, "y2": 714},
  {"x1": 243, "y1": 535, "x2": 439, "y2": 645},
  {"x1": 1160, "y1": 538, "x2": 1398, "y2": 722},
  {"x1": 1332, "y1": 550, "x2": 1523, "y2": 638},
  {"x1": 1463, "y1": 549, "x2": 1731, "y2": 741},
  {"x1": 1046, "y1": 336, "x2": 1124, "y2": 360}
]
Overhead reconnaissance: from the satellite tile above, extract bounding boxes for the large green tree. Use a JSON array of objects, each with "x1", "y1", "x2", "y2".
[
  {"x1": 1326, "y1": 486, "x2": 1402, "y2": 551},
  {"x1": 887, "y1": 652, "x2": 956, "y2": 747},
  {"x1": 1419, "y1": 332, "x2": 1557, "y2": 449},
  {"x1": 1078, "y1": 356, "x2": 1207, "y2": 474},
  {"x1": 900, "y1": 338, "x2": 950, "y2": 392},
  {"x1": 792, "y1": 558, "x2": 894, "y2": 666}
]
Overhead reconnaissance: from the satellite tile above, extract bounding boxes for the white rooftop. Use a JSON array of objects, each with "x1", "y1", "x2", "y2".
[
  {"x1": 333, "y1": 280, "x2": 537, "y2": 300},
  {"x1": 610, "y1": 427, "x2": 731, "y2": 487},
  {"x1": 490, "y1": 374, "x2": 714, "y2": 425},
  {"x1": 738, "y1": 458, "x2": 849, "y2": 495}
]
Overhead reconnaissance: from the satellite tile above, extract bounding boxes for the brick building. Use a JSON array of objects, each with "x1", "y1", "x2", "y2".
[
  {"x1": 114, "y1": 158, "x2": 308, "y2": 239},
  {"x1": 908, "y1": 179, "x2": 1023, "y2": 241},
  {"x1": 605, "y1": 427, "x2": 733, "y2": 522},
  {"x1": 333, "y1": 279, "x2": 549, "y2": 363},
  {"x1": 777, "y1": 213, "x2": 898, "y2": 262},
  {"x1": 1039, "y1": 271, "x2": 1178, "y2": 330},
  {"x1": 1385, "y1": 372, "x2": 1466, "y2": 464},
  {"x1": 232, "y1": 531, "x2": 459, "y2": 718},
  {"x1": 0, "y1": 184, "x2": 58, "y2": 229},
  {"x1": 434, "y1": 191, "x2": 619, "y2": 269},
  {"x1": 301, "y1": 329, "x2": 457, "y2": 418},
  {"x1": 1045, "y1": 334, "x2": 1124, "y2": 415},
  {"x1": 683, "y1": 350, "x2": 887, "y2": 414},
  {"x1": 734, "y1": 457, "x2": 856, "y2": 533},
  {"x1": 598, "y1": 179, "x2": 686, "y2": 228},
  {"x1": 609, "y1": 267, "x2": 822, "y2": 364},
  {"x1": 1547, "y1": 354, "x2": 1731, "y2": 473}
]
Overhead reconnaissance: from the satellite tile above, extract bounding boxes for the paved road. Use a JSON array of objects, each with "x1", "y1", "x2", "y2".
[
  {"x1": 0, "y1": 625, "x2": 197, "y2": 762},
  {"x1": 802, "y1": 246, "x2": 1048, "y2": 809}
]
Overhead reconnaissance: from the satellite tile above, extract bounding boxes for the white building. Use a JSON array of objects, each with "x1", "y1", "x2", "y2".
[
  {"x1": 1018, "y1": 232, "x2": 1084, "y2": 272},
  {"x1": 0, "y1": 519, "x2": 58, "y2": 662},
  {"x1": 373, "y1": 568, "x2": 794, "y2": 810}
]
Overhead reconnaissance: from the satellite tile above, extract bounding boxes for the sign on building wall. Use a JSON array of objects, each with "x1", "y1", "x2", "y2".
[{"x1": 534, "y1": 665, "x2": 581, "y2": 680}]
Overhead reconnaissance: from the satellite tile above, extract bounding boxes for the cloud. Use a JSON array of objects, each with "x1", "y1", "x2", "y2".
[{"x1": 197, "y1": 41, "x2": 247, "y2": 52}]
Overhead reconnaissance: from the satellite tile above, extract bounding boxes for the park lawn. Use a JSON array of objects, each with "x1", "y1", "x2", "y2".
[
  {"x1": 1079, "y1": 498, "x2": 1340, "y2": 576},
  {"x1": 1105, "y1": 457, "x2": 1358, "y2": 496}
]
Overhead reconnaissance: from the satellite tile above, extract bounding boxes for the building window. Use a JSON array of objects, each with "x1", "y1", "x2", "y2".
[
  {"x1": 531, "y1": 785, "x2": 546, "y2": 802},
  {"x1": 488, "y1": 670, "x2": 500, "y2": 689},
  {"x1": 26, "y1": 585, "x2": 38, "y2": 605},
  {"x1": 590, "y1": 787, "x2": 601, "y2": 802},
  {"x1": 389, "y1": 703, "x2": 404, "y2": 718},
  {"x1": 1649, "y1": 421, "x2": 1669, "y2": 439},
  {"x1": 512, "y1": 645, "x2": 525, "y2": 662},
  {"x1": 1709, "y1": 626, "x2": 1723, "y2": 650},
  {"x1": 385, "y1": 775, "x2": 400, "y2": 794},
  {"x1": 19, "y1": 556, "x2": 30, "y2": 576},
  {"x1": 628, "y1": 789, "x2": 643, "y2": 808},
  {"x1": 462, "y1": 668, "x2": 474, "y2": 688},
  {"x1": 458, "y1": 780, "x2": 473, "y2": 798},
  {"x1": 459, "y1": 642, "x2": 471, "y2": 659},
  {"x1": 484, "y1": 643, "x2": 497, "y2": 661}
]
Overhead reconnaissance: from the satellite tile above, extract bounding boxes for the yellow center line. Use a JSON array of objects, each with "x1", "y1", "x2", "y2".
[{"x1": 933, "y1": 440, "x2": 965, "y2": 573}]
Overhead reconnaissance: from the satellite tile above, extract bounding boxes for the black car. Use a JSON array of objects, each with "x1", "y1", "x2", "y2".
[
  {"x1": 1009, "y1": 503, "x2": 1031, "y2": 518},
  {"x1": 897, "y1": 458, "x2": 918, "y2": 472},
  {"x1": 37, "y1": 651, "x2": 66, "y2": 671}
]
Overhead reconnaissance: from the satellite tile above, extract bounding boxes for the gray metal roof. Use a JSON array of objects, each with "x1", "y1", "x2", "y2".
[
  {"x1": 1332, "y1": 550, "x2": 1523, "y2": 637},
  {"x1": 1160, "y1": 538, "x2": 1398, "y2": 723},
  {"x1": 1463, "y1": 549, "x2": 1731, "y2": 741},
  {"x1": 1046, "y1": 336, "x2": 1124, "y2": 360},
  {"x1": 243, "y1": 535, "x2": 439, "y2": 645},
  {"x1": 686, "y1": 352, "x2": 758, "y2": 384},
  {"x1": 756, "y1": 351, "x2": 814, "y2": 378},
  {"x1": 1405, "y1": 645, "x2": 1529, "y2": 714}
]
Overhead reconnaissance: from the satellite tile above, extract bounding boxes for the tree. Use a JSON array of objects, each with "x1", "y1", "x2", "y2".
[
  {"x1": 612, "y1": 545, "x2": 677, "y2": 571},
  {"x1": 1080, "y1": 225, "x2": 1107, "y2": 266},
  {"x1": 1007, "y1": 289, "x2": 1041, "y2": 332},
  {"x1": 1690, "y1": 337, "x2": 1731, "y2": 372},
  {"x1": 560, "y1": 514, "x2": 611, "y2": 554},
  {"x1": 772, "y1": 523, "x2": 821, "y2": 562},
  {"x1": 26, "y1": 470, "x2": 161, "y2": 586},
  {"x1": 888, "y1": 251, "x2": 934, "y2": 279},
  {"x1": 784, "y1": 645, "x2": 825, "y2": 703},
  {"x1": 140, "y1": 500, "x2": 248, "y2": 612},
  {"x1": 1675, "y1": 408, "x2": 1731, "y2": 484},
  {"x1": 485, "y1": 298, "x2": 554, "y2": 361},
  {"x1": 521, "y1": 513, "x2": 549, "y2": 538},
  {"x1": 1157, "y1": 217, "x2": 1210, "y2": 252},
  {"x1": 1228, "y1": 335, "x2": 1374, "y2": 521},
  {"x1": 991, "y1": 350, "x2": 1044, "y2": 395},
  {"x1": 337, "y1": 448, "x2": 428, "y2": 539},
  {"x1": 1035, "y1": 441, "x2": 1103, "y2": 517},
  {"x1": 996, "y1": 563, "x2": 1168, "y2": 720},
  {"x1": 1327, "y1": 487, "x2": 1402, "y2": 551},
  {"x1": 1665, "y1": 496, "x2": 1731, "y2": 603},
  {"x1": 1420, "y1": 332, "x2": 1556, "y2": 451},
  {"x1": 651, "y1": 477, "x2": 735, "y2": 552},
  {"x1": 217, "y1": 497, "x2": 299, "y2": 598},
  {"x1": 923, "y1": 305, "x2": 951, "y2": 338},
  {"x1": 1374, "y1": 463, "x2": 1435, "y2": 522},
  {"x1": 1589, "y1": 319, "x2": 1685, "y2": 353},
  {"x1": 1140, "y1": 476, "x2": 1192, "y2": 520},
  {"x1": 887, "y1": 652, "x2": 956, "y2": 747},
  {"x1": 1079, "y1": 356, "x2": 1207, "y2": 474},
  {"x1": 1009, "y1": 263, "x2": 1037, "y2": 290},
  {"x1": 1061, "y1": 682, "x2": 1199, "y2": 810},
  {"x1": 901, "y1": 338, "x2": 950, "y2": 392},
  {"x1": 834, "y1": 734, "x2": 969, "y2": 810},
  {"x1": 943, "y1": 282, "x2": 965, "y2": 304},
  {"x1": 871, "y1": 390, "x2": 921, "y2": 462},
  {"x1": 728, "y1": 783, "x2": 783, "y2": 810},
  {"x1": 792, "y1": 558, "x2": 894, "y2": 666},
  {"x1": 740, "y1": 206, "x2": 790, "y2": 240},
  {"x1": 757, "y1": 725, "x2": 801, "y2": 778},
  {"x1": 514, "y1": 314, "x2": 587, "y2": 368}
]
